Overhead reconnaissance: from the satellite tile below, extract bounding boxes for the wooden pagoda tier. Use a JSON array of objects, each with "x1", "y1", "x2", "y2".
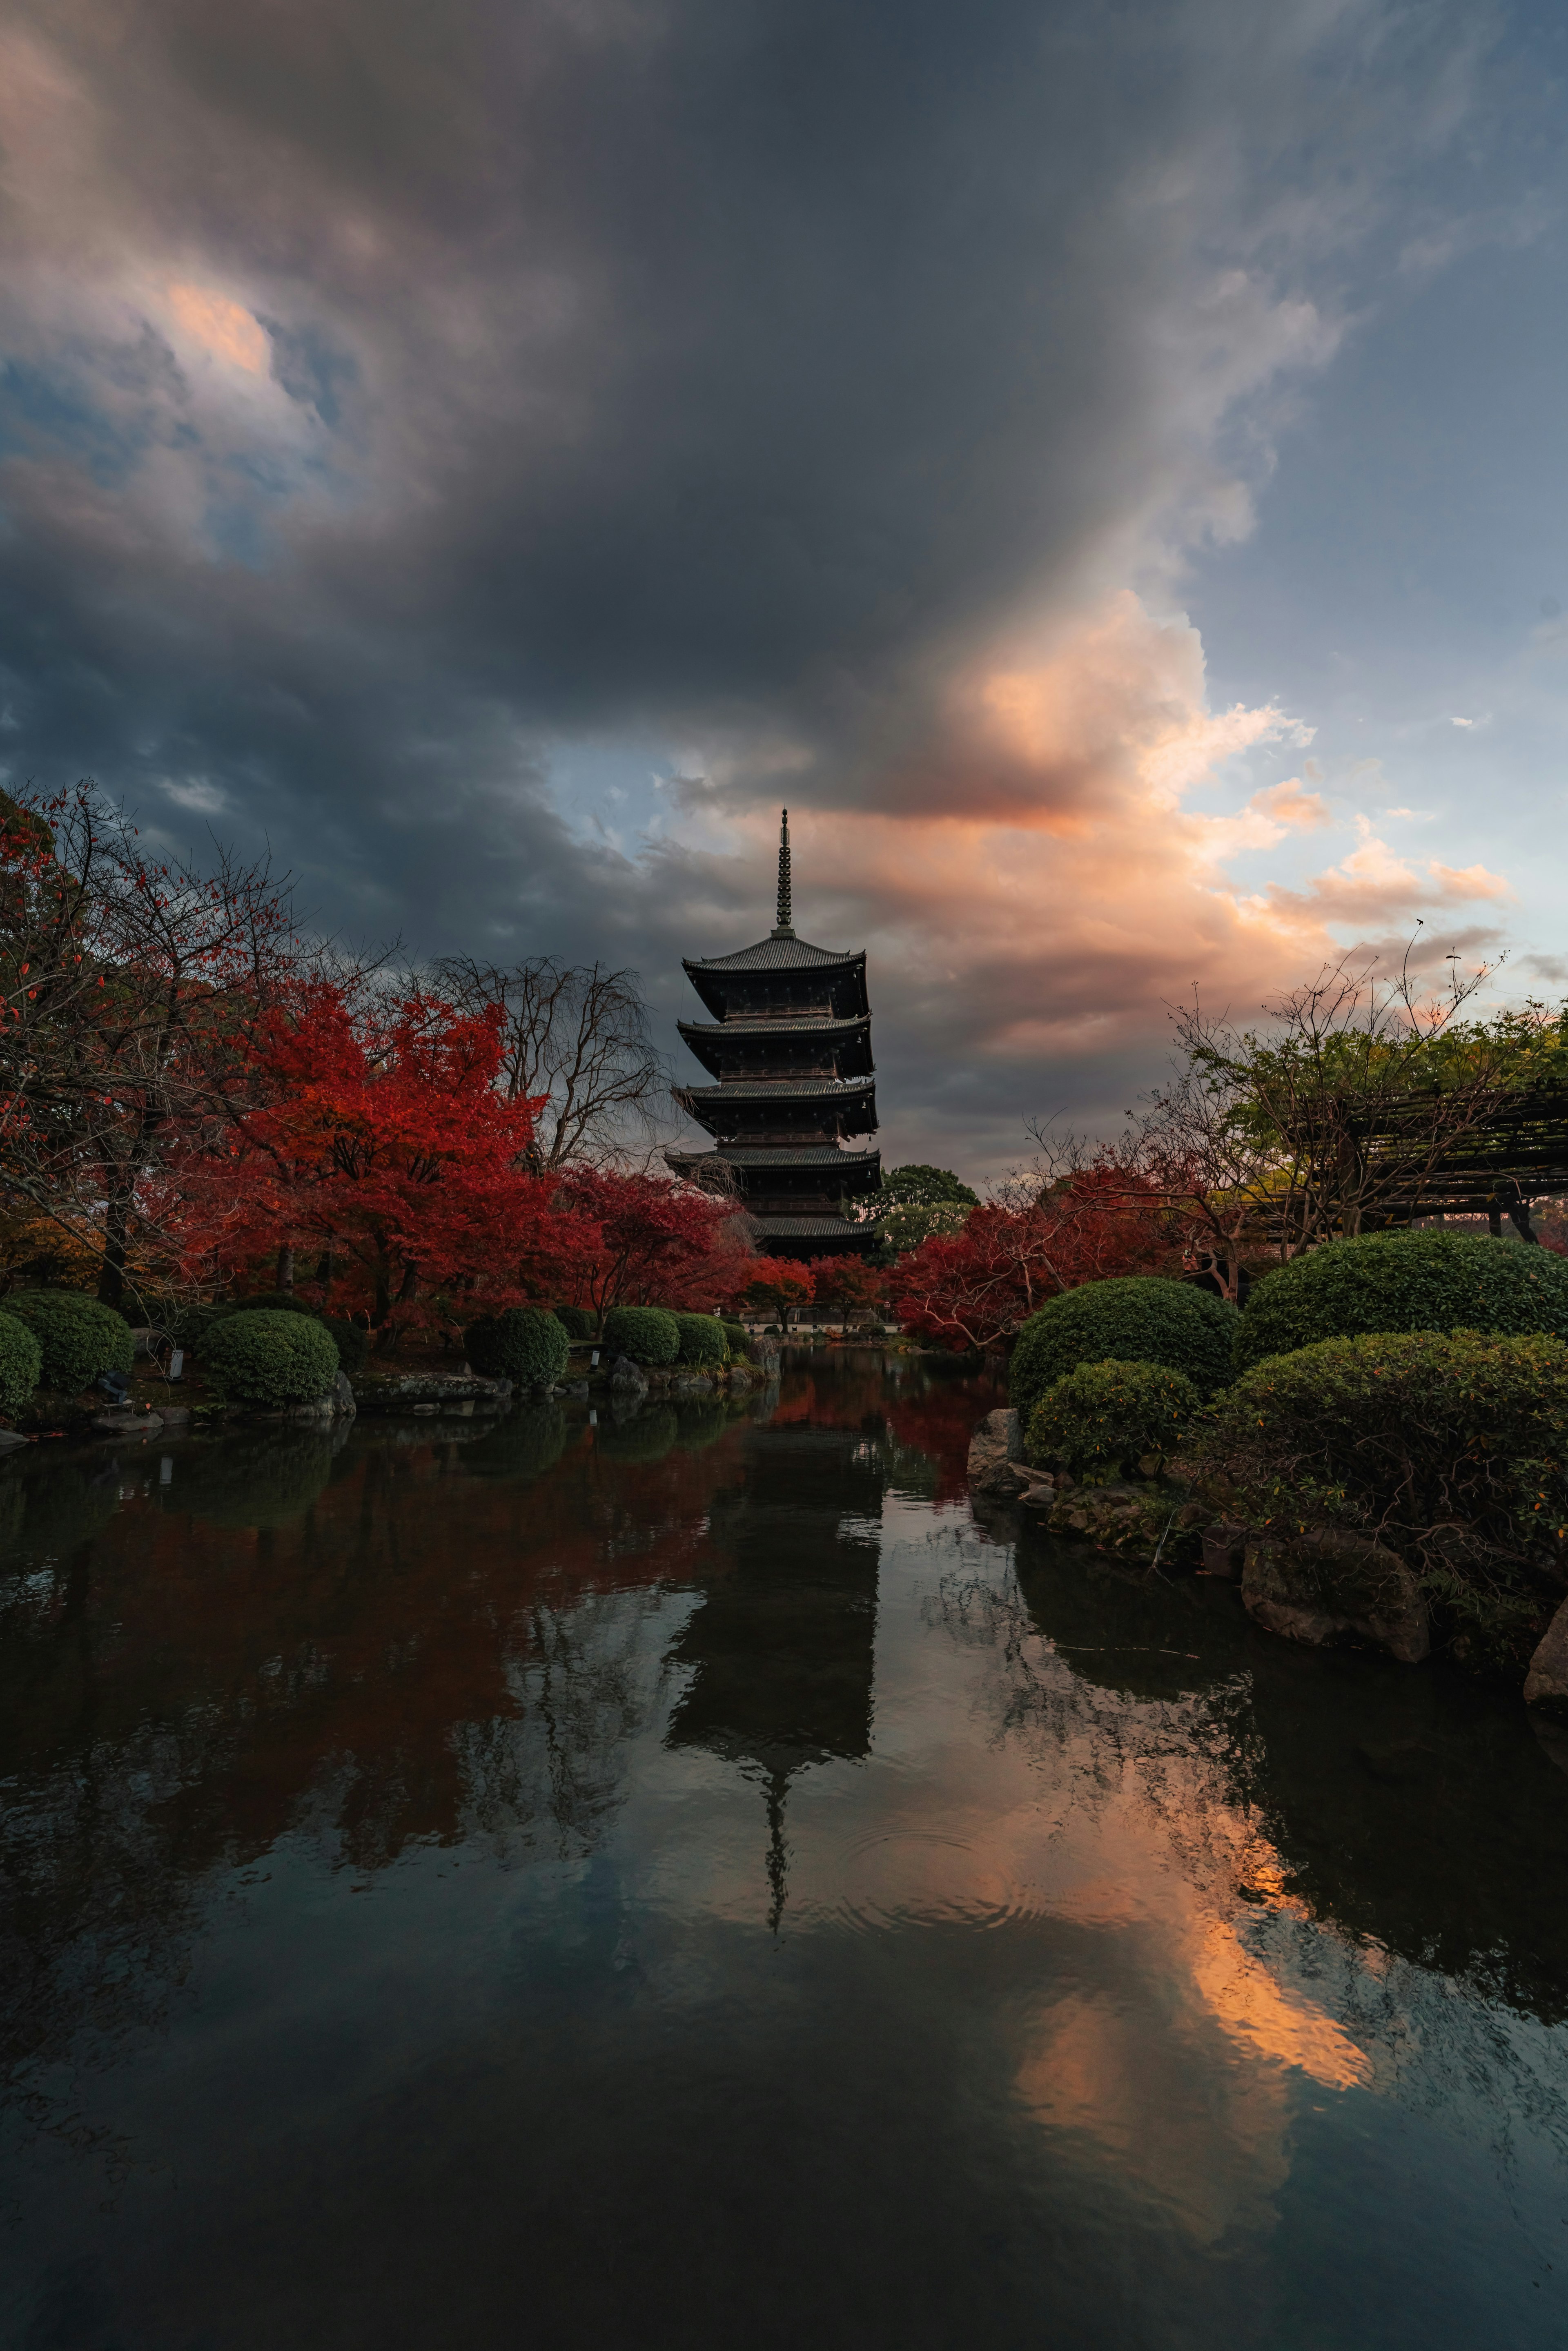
[{"x1": 666, "y1": 811, "x2": 881, "y2": 1261}]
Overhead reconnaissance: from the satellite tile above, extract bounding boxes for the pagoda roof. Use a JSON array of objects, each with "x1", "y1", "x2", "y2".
[
  {"x1": 683, "y1": 934, "x2": 863, "y2": 974},
  {"x1": 746, "y1": 1214, "x2": 876, "y2": 1239},
  {"x1": 676, "y1": 1012, "x2": 869, "y2": 1040},
  {"x1": 674, "y1": 1076, "x2": 874, "y2": 1105},
  {"x1": 668, "y1": 1143, "x2": 881, "y2": 1169}
]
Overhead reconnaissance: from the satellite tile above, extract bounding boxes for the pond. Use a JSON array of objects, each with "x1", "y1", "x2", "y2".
[{"x1": 1, "y1": 1349, "x2": 1566, "y2": 2349}]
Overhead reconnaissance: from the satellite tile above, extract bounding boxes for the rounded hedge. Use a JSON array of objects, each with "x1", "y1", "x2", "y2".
[
  {"x1": 6, "y1": 1290, "x2": 135, "y2": 1394},
  {"x1": 672, "y1": 1311, "x2": 726, "y2": 1367},
  {"x1": 0, "y1": 1310, "x2": 42, "y2": 1411},
  {"x1": 1025, "y1": 1358, "x2": 1200, "y2": 1481},
  {"x1": 213, "y1": 1294, "x2": 368, "y2": 1378},
  {"x1": 202, "y1": 1310, "x2": 341, "y2": 1406},
  {"x1": 601, "y1": 1305, "x2": 681, "y2": 1366},
  {"x1": 463, "y1": 1305, "x2": 570, "y2": 1388},
  {"x1": 554, "y1": 1304, "x2": 595, "y2": 1341},
  {"x1": 722, "y1": 1320, "x2": 748, "y2": 1359},
  {"x1": 1200, "y1": 1330, "x2": 1568, "y2": 1668},
  {"x1": 1234, "y1": 1229, "x2": 1568, "y2": 1373},
  {"x1": 1009, "y1": 1277, "x2": 1236, "y2": 1419}
]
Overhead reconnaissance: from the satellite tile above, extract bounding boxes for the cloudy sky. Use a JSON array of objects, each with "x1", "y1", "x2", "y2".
[{"x1": 1, "y1": 0, "x2": 1565, "y2": 1180}]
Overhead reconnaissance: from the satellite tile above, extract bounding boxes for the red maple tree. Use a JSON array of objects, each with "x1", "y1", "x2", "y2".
[
  {"x1": 802, "y1": 1255, "x2": 886, "y2": 1324},
  {"x1": 892, "y1": 1170, "x2": 1173, "y2": 1351},
  {"x1": 742, "y1": 1258, "x2": 815, "y2": 1321},
  {"x1": 176, "y1": 979, "x2": 573, "y2": 1326},
  {"x1": 555, "y1": 1164, "x2": 755, "y2": 1321}
]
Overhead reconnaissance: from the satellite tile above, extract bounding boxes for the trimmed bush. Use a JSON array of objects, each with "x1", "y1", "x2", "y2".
[
  {"x1": 463, "y1": 1305, "x2": 570, "y2": 1388},
  {"x1": 1025, "y1": 1358, "x2": 1200, "y2": 1481},
  {"x1": 319, "y1": 1317, "x2": 369, "y2": 1379},
  {"x1": 1235, "y1": 1228, "x2": 1568, "y2": 1373},
  {"x1": 211, "y1": 1294, "x2": 368, "y2": 1378},
  {"x1": 1201, "y1": 1330, "x2": 1568, "y2": 1669},
  {"x1": 0, "y1": 1310, "x2": 42, "y2": 1410},
  {"x1": 601, "y1": 1305, "x2": 681, "y2": 1366},
  {"x1": 202, "y1": 1310, "x2": 340, "y2": 1406},
  {"x1": 6, "y1": 1290, "x2": 135, "y2": 1394},
  {"x1": 555, "y1": 1304, "x2": 596, "y2": 1341},
  {"x1": 1009, "y1": 1277, "x2": 1236, "y2": 1419},
  {"x1": 722, "y1": 1320, "x2": 748, "y2": 1359},
  {"x1": 672, "y1": 1311, "x2": 726, "y2": 1367}
]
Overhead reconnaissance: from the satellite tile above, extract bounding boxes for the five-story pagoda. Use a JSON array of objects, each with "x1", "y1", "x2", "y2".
[{"x1": 667, "y1": 812, "x2": 879, "y2": 1258}]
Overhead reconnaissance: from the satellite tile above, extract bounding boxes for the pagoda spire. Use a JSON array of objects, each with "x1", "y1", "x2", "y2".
[{"x1": 772, "y1": 807, "x2": 794, "y2": 936}]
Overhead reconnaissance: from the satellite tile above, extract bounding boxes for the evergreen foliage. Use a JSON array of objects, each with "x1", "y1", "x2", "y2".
[
  {"x1": 0, "y1": 1311, "x2": 42, "y2": 1410},
  {"x1": 601, "y1": 1305, "x2": 681, "y2": 1365},
  {"x1": 1235, "y1": 1228, "x2": 1568, "y2": 1371},
  {"x1": 212, "y1": 1293, "x2": 369, "y2": 1377},
  {"x1": 554, "y1": 1304, "x2": 596, "y2": 1340},
  {"x1": 721, "y1": 1320, "x2": 748, "y2": 1359},
  {"x1": 202, "y1": 1310, "x2": 340, "y2": 1406},
  {"x1": 672, "y1": 1311, "x2": 726, "y2": 1366},
  {"x1": 875, "y1": 1163, "x2": 978, "y2": 1256},
  {"x1": 463, "y1": 1304, "x2": 570, "y2": 1387},
  {"x1": 1025, "y1": 1358, "x2": 1199, "y2": 1480},
  {"x1": 6, "y1": 1289, "x2": 136, "y2": 1393},
  {"x1": 1009, "y1": 1277, "x2": 1236, "y2": 1417},
  {"x1": 1201, "y1": 1330, "x2": 1568, "y2": 1668}
]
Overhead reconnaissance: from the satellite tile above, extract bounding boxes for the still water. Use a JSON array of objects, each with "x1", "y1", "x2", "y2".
[{"x1": 2, "y1": 1351, "x2": 1566, "y2": 2349}]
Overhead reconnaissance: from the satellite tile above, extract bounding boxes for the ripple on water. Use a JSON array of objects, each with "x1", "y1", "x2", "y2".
[{"x1": 817, "y1": 1824, "x2": 1051, "y2": 1936}]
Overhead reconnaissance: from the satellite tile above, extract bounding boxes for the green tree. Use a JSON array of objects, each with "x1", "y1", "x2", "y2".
[{"x1": 873, "y1": 1164, "x2": 978, "y2": 1259}]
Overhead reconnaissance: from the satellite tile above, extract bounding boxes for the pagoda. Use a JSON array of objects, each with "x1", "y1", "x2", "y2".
[{"x1": 666, "y1": 811, "x2": 880, "y2": 1258}]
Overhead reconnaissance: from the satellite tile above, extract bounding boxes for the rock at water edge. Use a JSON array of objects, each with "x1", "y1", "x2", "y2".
[
  {"x1": 1524, "y1": 1595, "x2": 1568, "y2": 1716},
  {"x1": 1243, "y1": 1529, "x2": 1429, "y2": 1664},
  {"x1": 1201, "y1": 1522, "x2": 1248, "y2": 1580},
  {"x1": 967, "y1": 1408, "x2": 1024, "y2": 1498}
]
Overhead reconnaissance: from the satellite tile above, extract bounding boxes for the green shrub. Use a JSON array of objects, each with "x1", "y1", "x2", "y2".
[
  {"x1": 601, "y1": 1305, "x2": 681, "y2": 1366},
  {"x1": 319, "y1": 1317, "x2": 369, "y2": 1379},
  {"x1": 1025, "y1": 1358, "x2": 1200, "y2": 1481},
  {"x1": 1201, "y1": 1330, "x2": 1568, "y2": 1669},
  {"x1": 555, "y1": 1304, "x2": 596, "y2": 1341},
  {"x1": 672, "y1": 1311, "x2": 726, "y2": 1367},
  {"x1": 6, "y1": 1290, "x2": 136, "y2": 1394},
  {"x1": 0, "y1": 1311, "x2": 42, "y2": 1410},
  {"x1": 211, "y1": 1294, "x2": 369, "y2": 1378},
  {"x1": 202, "y1": 1310, "x2": 340, "y2": 1406},
  {"x1": 722, "y1": 1319, "x2": 748, "y2": 1359},
  {"x1": 1235, "y1": 1228, "x2": 1568, "y2": 1373},
  {"x1": 463, "y1": 1305, "x2": 570, "y2": 1387},
  {"x1": 1009, "y1": 1277, "x2": 1236, "y2": 1419}
]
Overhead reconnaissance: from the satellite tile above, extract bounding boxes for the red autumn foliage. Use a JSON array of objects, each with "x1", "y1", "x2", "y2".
[
  {"x1": 176, "y1": 979, "x2": 573, "y2": 1324},
  {"x1": 892, "y1": 1170, "x2": 1174, "y2": 1351},
  {"x1": 742, "y1": 1258, "x2": 816, "y2": 1320},
  {"x1": 556, "y1": 1164, "x2": 756, "y2": 1318},
  {"x1": 801, "y1": 1255, "x2": 887, "y2": 1321}
]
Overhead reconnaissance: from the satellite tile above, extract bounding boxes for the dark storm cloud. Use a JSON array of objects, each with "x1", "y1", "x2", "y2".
[{"x1": 0, "y1": 0, "x2": 1521, "y2": 1170}]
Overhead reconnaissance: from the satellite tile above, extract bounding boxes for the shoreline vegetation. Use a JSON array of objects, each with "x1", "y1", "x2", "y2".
[{"x1": 967, "y1": 1234, "x2": 1568, "y2": 1721}]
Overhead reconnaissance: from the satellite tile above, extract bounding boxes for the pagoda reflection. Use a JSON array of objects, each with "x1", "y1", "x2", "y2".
[{"x1": 666, "y1": 1422, "x2": 883, "y2": 1928}]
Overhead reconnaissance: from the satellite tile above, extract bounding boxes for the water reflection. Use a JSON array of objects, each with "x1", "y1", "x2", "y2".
[
  {"x1": 0, "y1": 1353, "x2": 1565, "y2": 2351},
  {"x1": 668, "y1": 1425, "x2": 882, "y2": 1927}
]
